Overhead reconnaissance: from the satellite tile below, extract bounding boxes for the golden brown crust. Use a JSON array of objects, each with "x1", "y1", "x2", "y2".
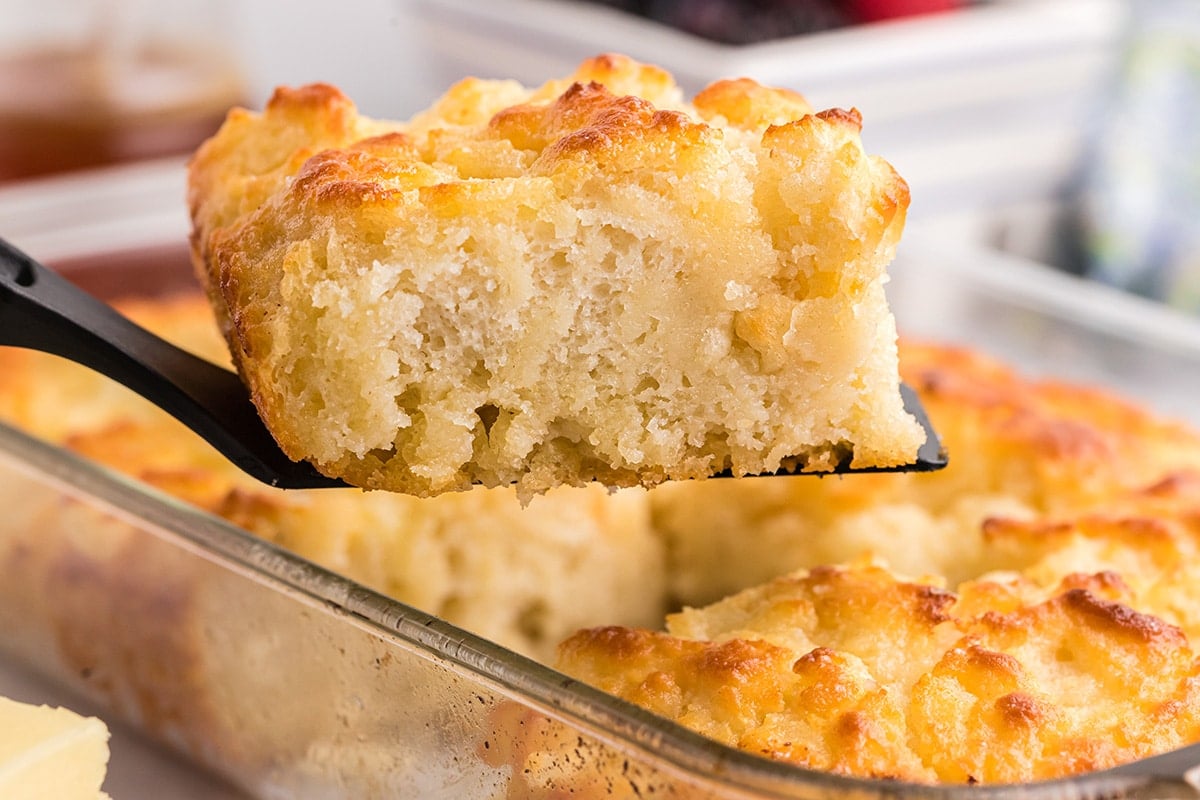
[
  {"x1": 188, "y1": 54, "x2": 923, "y2": 497},
  {"x1": 560, "y1": 552, "x2": 1200, "y2": 783},
  {"x1": 903, "y1": 341, "x2": 1192, "y2": 480},
  {"x1": 692, "y1": 77, "x2": 813, "y2": 129}
]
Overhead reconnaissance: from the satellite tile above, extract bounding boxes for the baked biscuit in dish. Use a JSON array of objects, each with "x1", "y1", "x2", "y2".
[
  {"x1": 650, "y1": 340, "x2": 1200, "y2": 606},
  {"x1": 559, "y1": 528, "x2": 1200, "y2": 783},
  {"x1": 188, "y1": 54, "x2": 923, "y2": 498},
  {"x1": 554, "y1": 347, "x2": 1200, "y2": 784}
]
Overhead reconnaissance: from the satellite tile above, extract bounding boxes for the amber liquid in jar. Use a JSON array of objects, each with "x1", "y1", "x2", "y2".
[{"x1": 0, "y1": 44, "x2": 244, "y2": 182}]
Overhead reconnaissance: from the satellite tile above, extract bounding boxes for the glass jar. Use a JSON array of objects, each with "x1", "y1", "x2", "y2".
[{"x1": 0, "y1": 0, "x2": 246, "y2": 182}]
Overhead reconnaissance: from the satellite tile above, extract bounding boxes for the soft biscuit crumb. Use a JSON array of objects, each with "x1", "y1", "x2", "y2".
[{"x1": 188, "y1": 54, "x2": 922, "y2": 498}]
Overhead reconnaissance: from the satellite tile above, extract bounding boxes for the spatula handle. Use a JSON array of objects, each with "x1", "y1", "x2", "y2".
[{"x1": 0, "y1": 236, "x2": 345, "y2": 489}]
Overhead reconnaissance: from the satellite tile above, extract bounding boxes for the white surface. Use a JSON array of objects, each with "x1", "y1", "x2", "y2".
[
  {"x1": 0, "y1": 660, "x2": 248, "y2": 799},
  {"x1": 0, "y1": 157, "x2": 189, "y2": 259},
  {"x1": 227, "y1": 0, "x2": 438, "y2": 120}
]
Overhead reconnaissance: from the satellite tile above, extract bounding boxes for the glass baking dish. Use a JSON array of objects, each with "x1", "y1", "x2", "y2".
[{"x1": 3, "y1": 164, "x2": 1200, "y2": 799}]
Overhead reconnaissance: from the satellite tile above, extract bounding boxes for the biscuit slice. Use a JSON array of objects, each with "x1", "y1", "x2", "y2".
[{"x1": 189, "y1": 54, "x2": 923, "y2": 497}]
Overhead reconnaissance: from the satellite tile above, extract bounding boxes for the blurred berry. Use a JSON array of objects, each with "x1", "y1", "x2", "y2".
[{"x1": 574, "y1": 0, "x2": 965, "y2": 44}]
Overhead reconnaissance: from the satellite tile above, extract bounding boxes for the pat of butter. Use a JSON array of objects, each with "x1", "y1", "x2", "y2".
[{"x1": 0, "y1": 697, "x2": 110, "y2": 800}]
